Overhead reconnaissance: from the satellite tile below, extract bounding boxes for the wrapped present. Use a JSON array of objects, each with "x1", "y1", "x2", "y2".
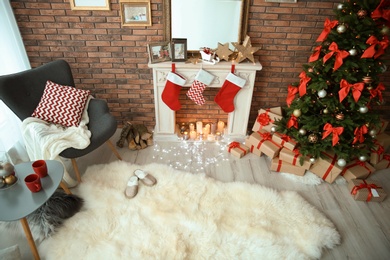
[
  {"x1": 370, "y1": 141, "x2": 385, "y2": 165},
  {"x1": 340, "y1": 159, "x2": 376, "y2": 182},
  {"x1": 248, "y1": 130, "x2": 282, "y2": 159},
  {"x1": 310, "y1": 151, "x2": 343, "y2": 183},
  {"x1": 279, "y1": 147, "x2": 312, "y2": 170},
  {"x1": 374, "y1": 154, "x2": 390, "y2": 171},
  {"x1": 252, "y1": 107, "x2": 283, "y2": 132},
  {"x1": 373, "y1": 119, "x2": 389, "y2": 135},
  {"x1": 348, "y1": 179, "x2": 387, "y2": 202},
  {"x1": 227, "y1": 141, "x2": 249, "y2": 158},
  {"x1": 271, "y1": 132, "x2": 297, "y2": 150},
  {"x1": 375, "y1": 133, "x2": 390, "y2": 151},
  {"x1": 245, "y1": 137, "x2": 263, "y2": 157},
  {"x1": 270, "y1": 158, "x2": 306, "y2": 176}
]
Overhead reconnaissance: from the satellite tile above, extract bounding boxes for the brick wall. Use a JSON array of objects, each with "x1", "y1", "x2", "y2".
[{"x1": 11, "y1": 0, "x2": 390, "y2": 132}]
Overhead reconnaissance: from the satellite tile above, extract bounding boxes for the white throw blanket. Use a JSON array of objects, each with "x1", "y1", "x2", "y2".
[{"x1": 21, "y1": 97, "x2": 92, "y2": 187}]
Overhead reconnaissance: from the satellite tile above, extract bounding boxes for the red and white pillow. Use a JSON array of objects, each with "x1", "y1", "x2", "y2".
[{"x1": 32, "y1": 80, "x2": 91, "y2": 127}]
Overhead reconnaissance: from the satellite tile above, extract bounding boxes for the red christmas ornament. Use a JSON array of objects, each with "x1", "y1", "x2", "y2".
[{"x1": 357, "y1": 9, "x2": 367, "y2": 18}]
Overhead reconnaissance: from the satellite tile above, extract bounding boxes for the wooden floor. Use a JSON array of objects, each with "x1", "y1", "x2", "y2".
[{"x1": 2, "y1": 129, "x2": 390, "y2": 259}]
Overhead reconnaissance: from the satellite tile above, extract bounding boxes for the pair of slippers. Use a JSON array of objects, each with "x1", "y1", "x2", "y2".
[{"x1": 125, "y1": 169, "x2": 157, "y2": 198}]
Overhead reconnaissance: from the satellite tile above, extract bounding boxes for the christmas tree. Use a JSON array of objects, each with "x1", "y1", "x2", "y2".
[{"x1": 275, "y1": 0, "x2": 389, "y2": 166}]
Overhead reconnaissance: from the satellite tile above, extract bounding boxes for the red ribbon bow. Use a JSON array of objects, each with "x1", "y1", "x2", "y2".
[
  {"x1": 351, "y1": 180, "x2": 381, "y2": 202},
  {"x1": 287, "y1": 115, "x2": 298, "y2": 129},
  {"x1": 352, "y1": 125, "x2": 368, "y2": 144},
  {"x1": 257, "y1": 111, "x2": 273, "y2": 127},
  {"x1": 323, "y1": 42, "x2": 349, "y2": 71},
  {"x1": 361, "y1": 36, "x2": 389, "y2": 59},
  {"x1": 286, "y1": 85, "x2": 299, "y2": 107},
  {"x1": 338, "y1": 79, "x2": 364, "y2": 103},
  {"x1": 298, "y1": 71, "x2": 311, "y2": 97},
  {"x1": 372, "y1": 0, "x2": 390, "y2": 23},
  {"x1": 309, "y1": 46, "x2": 322, "y2": 62},
  {"x1": 316, "y1": 18, "x2": 338, "y2": 42},
  {"x1": 228, "y1": 141, "x2": 240, "y2": 150},
  {"x1": 322, "y1": 123, "x2": 344, "y2": 146},
  {"x1": 369, "y1": 83, "x2": 385, "y2": 102},
  {"x1": 259, "y1": 131, "x2": 272, "y2": 140},
  {"x1": 384, "y1": 154, "x2": 390, "y2": 161}
]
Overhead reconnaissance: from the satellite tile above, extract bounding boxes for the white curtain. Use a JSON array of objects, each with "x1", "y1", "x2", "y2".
[{"x1": 0, "y1": 0, "x2": 31, "y2": 164}]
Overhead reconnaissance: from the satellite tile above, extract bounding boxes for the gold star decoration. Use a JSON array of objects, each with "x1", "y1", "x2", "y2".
[
  {"x1": 215, "y1": 42, "x2": 233, "y2": 61},
  {"x1": 232, "y1": 35, "x2": 260, "y2": 63},
  {"x1": 185, "y1": 56, "x2": 201, "y2": 65}
]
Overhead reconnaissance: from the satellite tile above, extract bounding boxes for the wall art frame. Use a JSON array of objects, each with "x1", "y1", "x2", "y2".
[
  {"x1": 171, "y1": 38, "x2": 187, "y2": 62},
  {"x1": 70, "y1": 0, "x2": 111, "y2": 10},
  {"x1": 148, "y1": 42, "x2": 172, "y2": 63},
  {"x1": 120, "y1": 0, "x2": 152, "y2": 27}
]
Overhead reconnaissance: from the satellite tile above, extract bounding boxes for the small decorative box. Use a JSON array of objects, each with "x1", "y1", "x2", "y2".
[
  {"x1": 370, "y1": 141, "x2": 385, "y2": 165},
  {"x1": 270, "y1": 158, "x2": 306, "y2": 176},
  {"x1": 252, "y1": 107, "x2": 283, "y2": 132},
  {"x1": 310, "y1": 151, "x2": 343, "y2": 184},
  {"x1": 279, "y1": 147, "x2": 312, "y2": 170},
  {"x1": 374, "y1": 119, "x2": 389, "y2": 135},
  {"x1": 271, "y1": 132, "x2": 297, "y2": 151},
  {"x1": 248, "y1": 130, "x2": 282, "y2": 159},
  {"x1": 375, "y1": 133, "x2": 390, "y2": 151},
  {"x1": 340, "y1": 159, "x2": 376, "y2": 182},
  {"x1": 245, "y1": 137, "x2": 263, "y2": 157},
  {"x1": 348, "y1": 179, "x2": 387, "y2": 202},
  {"x1": 227, "y1": 141, "x2": 250, "y2": 158},
  {"x1": 373, "y1": 154, "x2": 390, "y2": 171}
]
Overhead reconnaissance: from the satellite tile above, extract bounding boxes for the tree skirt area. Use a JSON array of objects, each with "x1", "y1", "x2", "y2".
[{"x1": 39, "y1": 161, "x2": 340, "y2": 259}]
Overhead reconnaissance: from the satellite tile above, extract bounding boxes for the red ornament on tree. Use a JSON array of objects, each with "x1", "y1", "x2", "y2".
[{"x1": 357, "y1": 9, "x2": 367, "y2": 18}]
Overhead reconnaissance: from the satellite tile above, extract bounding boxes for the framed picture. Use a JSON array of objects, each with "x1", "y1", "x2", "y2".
[
  {"x1": 171, "y1": 38, "x2": 187, "y2": 62},
  {"x1": 120, "y1": 0, "x2": 152, "y2": 27},
  {"x1": 70, "y1": 0, "x2": 110, "y2": 10},
  {"x1": 148, "y1": 42, "x2": 171, "y2": 63}
]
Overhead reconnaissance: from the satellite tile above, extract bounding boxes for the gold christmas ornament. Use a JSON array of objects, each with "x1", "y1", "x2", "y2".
[
  {"x1": 381, "y1": 26, "x2": 390, "y2": 35},
  {"x1": 337, "y1": 24, "x2": 347, "y2": 33},
  {"x1": 362, "y1": 76, "x2": 372, "y2": 84},
  {"x1": 215, "y1": 42, "x2": 233, "y2": 62},
  {"x1": 367, "y1": 86, "x2": 373, "y2": 90},
  {"x1": 232, "y1": 35, "x2": 260, "y2": 63},
  {"x1": 308, "y1": 134, "x2": 318, "y2": 143},
  {"x1": 335, "y1": 113, "x2": 345, "y2": 120},
  {"x1": 4, "y1": 175, "x2": 16, "y2": 185},
  {"x1": 293, "y1": 109, "x2": 302, "y2": 117}
]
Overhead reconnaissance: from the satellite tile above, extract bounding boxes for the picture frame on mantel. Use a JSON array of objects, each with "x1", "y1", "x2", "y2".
[
  {"x1": 70, "y1": 0, "x2": 110, "y2": 10},
  {"x1": 148, "y1": 42, "x2": 172, "y2": 64},
  {"x1": 171, "y1": 38, "x2": 187, "y2": 62},
  {"x1": 120, "y1": 0, "x2": 152, "y2": 27}
]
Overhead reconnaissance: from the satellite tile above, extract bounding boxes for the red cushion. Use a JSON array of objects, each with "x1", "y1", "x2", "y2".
[{"x1": 32, "y1": 80, "x2": 90, "y2": 127}]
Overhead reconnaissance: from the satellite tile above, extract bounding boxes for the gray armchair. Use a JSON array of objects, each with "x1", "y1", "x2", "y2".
[{"x1": 0, "y1": 59, "x2": 122, "y2": 182}]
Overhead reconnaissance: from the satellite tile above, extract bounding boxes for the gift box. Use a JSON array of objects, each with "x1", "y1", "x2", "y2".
[
  {"x1": 245, "y1": 137, "x2": 263, "y2": 157},
  {"x1": 252, "y1": 107, "x2": 283, "y2": 132},
  {"x1": 375, "y1": 133, "x2": 390, "y2": 152},
  {"x1": 279, "y1": 147, "x2": 312, "y2": 170},
  {"x1": 310, "y1": 151, "x2": 344, "y2": 183},
  {"x1": 227, "y1": 141, "x2": 249, "y2": 158},
  {"x1": 248, "y1": 130, "x2": 282, "y2": 159},
  {"x1": 370, "y1": 141, "x2": 385, "y2": 165},
  {"x1": 270, "y1": 158, "x2": 306, "y2": 176},
  {"x1": 374, "y1": 119, "x2": 389, "y2": 135},
  {"x1": 271, "y1": 132, "x2": 297, "y2": 151},
  {"x1": 374, "y1": 154, "x2": 390, "y2": 171},
  {"x1": 340, "y1": 159, "x2": 376, "y2": 182},
  {"x1": 348, "y1": 179, "x2": 387, "y2": 202}
]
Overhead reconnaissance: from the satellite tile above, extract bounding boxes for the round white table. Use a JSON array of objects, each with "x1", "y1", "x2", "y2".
[{"x1": 0, "y1": 160, "x2": 71, "y2": 260}]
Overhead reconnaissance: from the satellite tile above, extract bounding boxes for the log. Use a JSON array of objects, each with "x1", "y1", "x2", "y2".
[
  {"x1": 124, "y1": 123, "x2": 153, "y2": 150},
  {"x1": 116, "y1": 121, "x2": 133, "y2": 148}
]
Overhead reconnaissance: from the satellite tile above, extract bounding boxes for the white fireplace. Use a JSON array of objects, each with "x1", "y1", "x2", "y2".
[{"x1": 149, "y1": 61, "x2": 262, "y2": 141}]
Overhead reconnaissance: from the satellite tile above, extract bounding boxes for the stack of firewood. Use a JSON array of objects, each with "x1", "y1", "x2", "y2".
[{"x1": 116, "y1": 122, "x2": 153, "y2": 150}]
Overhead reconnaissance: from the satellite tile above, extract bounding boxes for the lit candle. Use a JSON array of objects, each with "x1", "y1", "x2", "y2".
[
  {"x1": 183, "y1": 131, "x2": 189, "y2": 140},
  {"x1": 211, "y1": 122, "x2": 216, "y2": 135},
  {"x1": 207, "y1": 134, "x2": 214, "y2": 141},
  {"x1": 203, "y1": 127, "x2": 209, "y2": 136},
  {"x1": 189, "y1": 123, "x2": 195, "y2": 132},
  {"x1": 196, "y1": 121, "x2": 203, "y2": 134},
  {"x1": 189, "y1": 130, "x2": 197, "y2": 140},
  {"x1": 217, "y1": 121, "x2": 225, "y2": 133}
]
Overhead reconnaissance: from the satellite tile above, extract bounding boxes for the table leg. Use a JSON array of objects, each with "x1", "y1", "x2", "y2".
[
  {"x1": 20, "y1": 217, "x2": 40, "y2": 260},
  {"x1": 60, "y1": 181, "x2": 72, "y2": 194}
]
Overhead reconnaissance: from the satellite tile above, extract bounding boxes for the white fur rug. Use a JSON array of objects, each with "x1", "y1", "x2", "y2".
[{"x1": 39, "y1": 161, "x2": 340, "y2": 259}]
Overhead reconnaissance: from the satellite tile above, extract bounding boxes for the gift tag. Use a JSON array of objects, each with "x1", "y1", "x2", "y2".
[{"x1": 371, "y1": 188, "x2": 379, "y2": 198}]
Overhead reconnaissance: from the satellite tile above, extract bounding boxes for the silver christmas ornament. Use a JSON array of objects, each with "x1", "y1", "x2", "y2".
[
  {"x1": 318, "y1": 89, "x2": 327, "y2": 98},
  {"x1": 359, "y1": 106, "x2": 368, "y2": 113},
  {"x1": 337, "y1": 159, "x2": 346, "y2": 167},
  {"x1": 323, "y1": 108, "x2": 329, "y2": 114},
  {"x1": 348, "y1": 48, "x2": 357, "y2": 56},
  {"x1": 309, "y1": 157, "x2": 316, "y2": 164},
  {"x1": 337, "y1": 24, "x2": 347, "y2": 33},
  {"x1": 337, "y1": 3, "x2": 344, "y2": 10},
  {"x1": 298, "y1": 128, "x2": 307, "y2": 135},
  {"x1": 359, "y1": 155, "x2": 368, "y2": 162},
  {"x1": 369, "y1": 129, "x2": 377, "y2": 136},
  {"x1": 270, "y1": 126, "x2": 277, "y2": 133}
]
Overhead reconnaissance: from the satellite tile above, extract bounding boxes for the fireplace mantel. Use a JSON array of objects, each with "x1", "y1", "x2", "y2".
[{"x1": 149, "y1": 61, "x2": 262, "y2": 141}]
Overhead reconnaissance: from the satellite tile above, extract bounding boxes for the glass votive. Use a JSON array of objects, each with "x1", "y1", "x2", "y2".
[
  {"x1": 180, "y1": 123, "x2": 187, "y2": 133},
  {"x1": 183, "y1": 131, "x2": 189, "y2": 140},
  {"x1": 207, "y1": 134, "x2": 215, "y2": 141},
  {"x1": 215, "y1": 132, "x2": 222, "y2": 141}
]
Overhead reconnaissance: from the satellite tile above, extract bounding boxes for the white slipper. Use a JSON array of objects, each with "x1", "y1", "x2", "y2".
[
  {"x1": 134, "y1": 169, "x2": 157, "y2": 186},
  {"x1": 125, "y1": 176, "x2": 139, "y2": 198}
]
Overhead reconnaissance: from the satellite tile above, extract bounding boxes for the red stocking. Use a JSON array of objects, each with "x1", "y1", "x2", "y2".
[
  {"x1": 214, "y1": 72, "x2": 246, "y2": 113},
  {"x1": 161, "y1": 71, "x2": 186, "y2": 111}
]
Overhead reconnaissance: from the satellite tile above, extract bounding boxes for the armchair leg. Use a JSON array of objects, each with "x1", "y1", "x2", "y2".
[
  {"x1": 60, "y1": 181, "x2": 72, "y2": 194},
  {"x1": 71, "y1": 158, "x2": 82, "y2": 183},
  {"x1": 106, "y1": 140, "x2": 122, "y2": 160}
]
